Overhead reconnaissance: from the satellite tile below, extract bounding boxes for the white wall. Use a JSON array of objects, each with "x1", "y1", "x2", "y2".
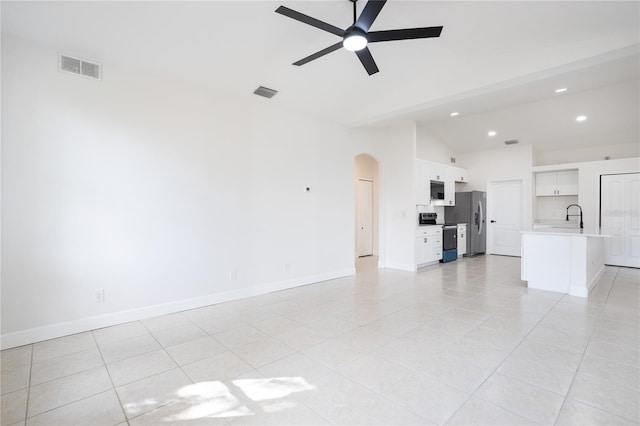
[
  {"x1": 351, "y1": 123, "x2": 417, "y2": 271},
  {"x1": 415, "y1": 124, "x2": 458, "y2": 165},
  {"x1": 1, "y1": 35, "x2": 363, "y2": 348},
  {"x1": 457, "y1": 144, "x2": 534, "y2": 231},
  {"x1": 535, "y1": 142, "x2": 640, "y2": 166}
]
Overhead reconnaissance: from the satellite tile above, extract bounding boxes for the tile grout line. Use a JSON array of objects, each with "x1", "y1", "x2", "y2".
[
  {"x1": 91, "y1": 328, "x2": 131, "y2": 426},
  {"x1": 297, "y1": 256, "x2": 519, "y2": 425},
  {"x1": 122, "y1": 316, "x2": 198, "y2": 423},
  {"x1": 410, "y1": 256, "x2": 523, "y2": 423},
  {"x1": 443, "y1": 284, "x2": 569, "y2": 425},
  {"x1": 22, "y1": 346, "x2": 107, "y2": 389},
  {"x1": 22, "y1": 343, "x2": 34, "y2": 425},
  {"x1": 549, "y1": 267, "x2": 637, "y2": 425}
]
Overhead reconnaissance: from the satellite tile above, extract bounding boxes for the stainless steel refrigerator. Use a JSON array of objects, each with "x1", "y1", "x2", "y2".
[{"x1": 445, "y1": 191, "x2": 486, "y2": 256}]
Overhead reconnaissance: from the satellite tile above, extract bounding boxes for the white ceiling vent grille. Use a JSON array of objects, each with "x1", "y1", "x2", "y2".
[{"x1": 59, "y1": 54, "x2": 101, "y2": 80}]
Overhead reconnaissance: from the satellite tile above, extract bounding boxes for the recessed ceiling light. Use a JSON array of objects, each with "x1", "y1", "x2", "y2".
[
  {"x1": 450, "y1": 112, "x2": 459, "y2": 117},
  {"x1": 488, "y1": 131, "x2": 497, "y2": 137},
  {"x1": 555, "y1": 88, "x2": 568, "y2": 93},
  {"x1": 576, "y1": 115, "x2": 587, "y2": 122}
]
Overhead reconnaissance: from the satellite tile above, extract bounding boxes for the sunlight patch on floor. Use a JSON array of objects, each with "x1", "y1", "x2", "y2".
[
  {"x1": 125, "y1": 376, "x2": 317, "y2": 422},
  {"x1": 233, "y1": 377, "x2": 316, "y2": 402}
]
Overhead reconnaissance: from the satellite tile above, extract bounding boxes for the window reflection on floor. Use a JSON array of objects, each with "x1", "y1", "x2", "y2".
[{"x1": 126, "y1": 376, "x2": 316, "y2": 422}]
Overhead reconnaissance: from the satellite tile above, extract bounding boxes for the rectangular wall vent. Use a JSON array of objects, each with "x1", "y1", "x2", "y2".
[
  {"x1": 253, "y1": 86, "x2": 278, "y2": 99},
  {"x1": 59, "y1": 54, "x2": 101, "y2": 80}
]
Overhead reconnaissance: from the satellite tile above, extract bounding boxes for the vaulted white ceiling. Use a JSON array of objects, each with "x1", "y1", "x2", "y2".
[{"x1": 2, "y1": 1, "x2": 639, "y2": 153}]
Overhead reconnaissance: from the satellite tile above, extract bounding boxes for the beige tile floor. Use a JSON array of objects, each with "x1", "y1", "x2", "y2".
[{"x1": 1, "y1": 255, "x2": 639, "y2": 425}]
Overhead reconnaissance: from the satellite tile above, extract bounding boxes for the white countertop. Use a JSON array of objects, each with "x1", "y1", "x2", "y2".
[{"x1": 522, "y1": 227, "x2": 609, "y2": 238}]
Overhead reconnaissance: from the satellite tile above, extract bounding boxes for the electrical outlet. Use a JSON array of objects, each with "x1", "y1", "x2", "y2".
[
  {"x1": 230, "y1": 270, "x2": 238, "y2": 281},
  {"x1": 95, "y1": 289, "x2": 105, "y2": 303},
  {"x1": 284, "y1": 263, "x2": 291, "y2": 273}
]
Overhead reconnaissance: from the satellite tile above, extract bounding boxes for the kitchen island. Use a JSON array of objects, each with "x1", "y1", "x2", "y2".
[{"x1": 521, "y1": 227, "x2": 609, "y2": 297}]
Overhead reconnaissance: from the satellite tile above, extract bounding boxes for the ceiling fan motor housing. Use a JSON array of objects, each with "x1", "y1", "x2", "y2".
[{"x1": 343, "y1": 26, "x2": 368, "y2": 51}]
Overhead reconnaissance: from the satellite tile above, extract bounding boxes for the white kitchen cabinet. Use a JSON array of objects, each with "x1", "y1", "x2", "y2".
[
  {"x1": 451, "y1": 166, "x2": 469, "y2": 183},
  {"x1": 415, "y1": 160, "x2": 468, "y2": 206},
  {"x1": 427, "y1": 161, "x2": 455, "y2": 206},
  {"x1": 457, "y1": 224, "x2": 467, "y2": 257},
  {"x1": 416, "y1": 226, "x2": 443, "y2": 266},
  {"x1": 535, "y1": 170, "x2": 578, "y2": 196},
  {"x1": 556, "y1": 171, "x2": 579, "y2": 195},
  {"x1": 427, "y1": 161, "x2": 445, "y2": 182}
]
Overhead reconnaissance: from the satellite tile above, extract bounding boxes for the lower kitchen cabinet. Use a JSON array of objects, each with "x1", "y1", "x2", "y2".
[{"x1": 416, "y1": 226, "x2": 443, "y2": 267}]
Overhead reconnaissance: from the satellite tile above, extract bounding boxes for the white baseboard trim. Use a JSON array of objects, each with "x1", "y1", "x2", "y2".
[
  {"x1": 382, "y1": 261, "x2": 416, "y2": 272},
  {"x1": 0, "y1": 267, "x2": 356, "y2": 350},
  {"x1": 570, "y1": 264, "x2": 606, "y2": 298}
]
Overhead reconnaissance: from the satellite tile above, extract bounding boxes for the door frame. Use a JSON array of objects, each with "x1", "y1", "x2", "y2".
[
  {"x1": 356, "y1": 178, "x2": 374, "y2": 257},
  {"x1": 486, "y1": 178, "x2": 524, "y2": 256},
  {"x1": 354, "y1": 153, "x2": 380, "y2": 263},
  {"x1": 599, "y1": 172, "x2": 640, "y2": 267}
]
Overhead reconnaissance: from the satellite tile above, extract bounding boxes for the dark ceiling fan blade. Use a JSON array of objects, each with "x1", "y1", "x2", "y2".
[
  {"x1": 355, "y1": 47, "x2": 379, "y2": 75},
  {"x1": 275, "y1": 6, "x2": 345, "y2": 37},
  {"x1": 355, "y1": 0, "x2": 387, "y2": 32},
  {"x1": 293, "y1": 41, "x2": 344, "y2": 66},
  {"x1": 368, "y1": 26, "x2": 443, "y2": 42}
]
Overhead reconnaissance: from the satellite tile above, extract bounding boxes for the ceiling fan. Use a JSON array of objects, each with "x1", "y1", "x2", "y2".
[{"x1": 275, "y1": 0, "x2": 443, "y2": 76}]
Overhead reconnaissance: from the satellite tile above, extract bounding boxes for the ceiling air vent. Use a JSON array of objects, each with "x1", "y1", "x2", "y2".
[
  {"x1": 253, "y1": 86, "x2": 278, "y2": 99},
  {"x1": 59, "y1": 54, "x2": 101, "y2": 80},
  {"x1": 504, "y1": 139, "x2": 519, "y2": 145}
]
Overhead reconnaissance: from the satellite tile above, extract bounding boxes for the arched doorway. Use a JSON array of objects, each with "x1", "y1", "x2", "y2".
[{"x1": 354, "y1": 154, "x2": 379, "y2": 265}]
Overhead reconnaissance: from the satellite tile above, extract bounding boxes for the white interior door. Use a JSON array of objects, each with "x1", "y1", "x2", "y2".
[
  {"x1": 601, "y1": 173, "x2": 640, "y2": 268},
  {"x1": 488, "y1": 180, "x2": 523, "y2": 256},
  {"x1": 357, "y1": 179, "x2": 373, "y2": 257}
]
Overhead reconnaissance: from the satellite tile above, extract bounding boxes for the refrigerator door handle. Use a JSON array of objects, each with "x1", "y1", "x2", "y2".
[{"x1": 478, "y1": 200, "x2": 484, "y2": 235}]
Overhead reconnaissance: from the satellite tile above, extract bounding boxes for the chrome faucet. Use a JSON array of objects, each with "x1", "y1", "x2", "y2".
[{"x1": 566, "y1": 204, "x2": 583, "y2": 229}]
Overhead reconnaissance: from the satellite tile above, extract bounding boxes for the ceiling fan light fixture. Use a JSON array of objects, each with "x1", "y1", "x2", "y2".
[{"x1": 343, "y1": 27, "x2": 367, "y2": 51}]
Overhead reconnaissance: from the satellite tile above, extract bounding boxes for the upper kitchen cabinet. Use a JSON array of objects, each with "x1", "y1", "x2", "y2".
[
  {"x1": 535, "y1": 170, "x2": 578, "y2": 196},
  {"x1": 450, "y1": 166, "x2": 469, "y2": 183},
  {"x1": 415, "y1": 159, "x2": 467, "y2": 206},
  {"x1": 428, "y1": 161, "x2": 446, "y2": 182}
]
